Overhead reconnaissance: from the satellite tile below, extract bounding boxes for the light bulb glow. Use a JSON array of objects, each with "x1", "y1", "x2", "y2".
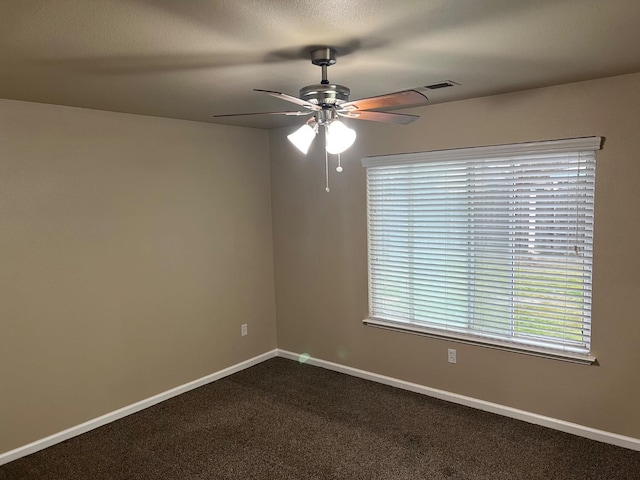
[
  {"x1": 287, "y1": 123, "x2": 317, "y2": 154},
  {"x1": 325, "y1": 120, "x2": 356, "y2": 154}
]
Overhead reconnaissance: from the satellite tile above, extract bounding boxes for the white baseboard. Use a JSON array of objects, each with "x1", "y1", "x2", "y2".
[
  {"x1": 276, "y1": 349, "x2": 640, "y2": 452},
  {"x1": 0, "y1": 349, "x2": 278, "y2": 466}
]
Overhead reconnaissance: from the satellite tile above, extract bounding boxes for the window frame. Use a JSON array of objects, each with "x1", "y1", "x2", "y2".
[{"x1": 362, "y1": 137, "x2": 601, "y2": 364}]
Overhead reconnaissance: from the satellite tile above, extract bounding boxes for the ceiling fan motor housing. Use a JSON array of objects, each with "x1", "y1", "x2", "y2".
[{"x1": 299, "y1": 84, "x2": 350, "y2": 107}]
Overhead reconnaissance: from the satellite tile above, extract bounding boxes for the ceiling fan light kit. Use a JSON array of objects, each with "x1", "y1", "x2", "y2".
[{"x1": 214, "y1": 47, "x2": 429, "y2": 191}]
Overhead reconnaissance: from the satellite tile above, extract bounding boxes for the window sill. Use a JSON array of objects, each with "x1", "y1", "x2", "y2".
[{"x1": 363, "y1": 318, "x2": 597, "y2": 365}]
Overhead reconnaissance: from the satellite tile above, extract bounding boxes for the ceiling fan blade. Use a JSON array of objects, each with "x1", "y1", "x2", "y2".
[
  {"x1": 340, "y1": 89, "x2": 428, "y2": 112},
  {"x1": 341, "y1": 110, "x2": 419, "y2": 125},
  {"x1": 213, "y1": 110, "x2": 314, "y2": 118},
  {"x1": 254, "y1": 89, "x2": 321, "y2": 111}
]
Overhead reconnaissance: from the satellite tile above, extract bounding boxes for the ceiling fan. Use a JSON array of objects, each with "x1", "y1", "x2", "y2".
[{"x1": 214, "y1": 47, "x2": 429, "y2": 191}]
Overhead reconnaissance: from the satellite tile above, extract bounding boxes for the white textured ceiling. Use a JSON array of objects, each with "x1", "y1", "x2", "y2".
[{"x1": 2, "y1": 0, "x2": 640, "y2": 128}]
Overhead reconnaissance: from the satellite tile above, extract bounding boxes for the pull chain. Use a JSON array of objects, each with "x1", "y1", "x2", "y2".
[
  {"x1": 325, "y1": 148, "x2": 330, "y2": 192},
  {"x1": 336, "y1": 153, "x2": 343, "y2": 173}
]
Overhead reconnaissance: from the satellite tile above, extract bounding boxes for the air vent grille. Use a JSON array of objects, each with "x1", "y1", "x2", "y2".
[{"x1": 425, "y1": 81, "x2": 458, "y2": 90}]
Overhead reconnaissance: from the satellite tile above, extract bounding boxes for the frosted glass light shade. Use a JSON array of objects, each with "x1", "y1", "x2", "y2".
[
  {"x1": 325, "y1": 120, "x2": 356, "y2": 154},
  {"x1": 287, "y1": 123, "x2": 317, "y2": 154}
]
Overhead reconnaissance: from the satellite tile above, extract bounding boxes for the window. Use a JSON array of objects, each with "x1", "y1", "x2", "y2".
[{"x1": 362, "y1": 137, "x2": 600, "y2": 364}]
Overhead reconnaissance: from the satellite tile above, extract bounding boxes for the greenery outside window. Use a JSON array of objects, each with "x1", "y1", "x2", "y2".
[{"x1": 362, "y1": 137, "x2": 601, "y2": 364}]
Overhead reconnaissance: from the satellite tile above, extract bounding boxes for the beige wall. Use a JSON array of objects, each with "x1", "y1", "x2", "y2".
[
  {"x1": 0, "y1": 100, "x2": 277, "y2": 454},
  {"x1": 270, "y1": 73, "x2": 640, "y2": 439}
]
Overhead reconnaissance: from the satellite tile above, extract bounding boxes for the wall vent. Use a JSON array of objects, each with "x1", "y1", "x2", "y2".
[{"x1": 424, "y1": 81, "x2": 458, "y2": 90}]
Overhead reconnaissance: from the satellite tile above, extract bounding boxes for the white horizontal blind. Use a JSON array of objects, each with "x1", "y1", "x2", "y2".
[{"x1": 364, "y1": 138, "x2": 600, "y2": 358}]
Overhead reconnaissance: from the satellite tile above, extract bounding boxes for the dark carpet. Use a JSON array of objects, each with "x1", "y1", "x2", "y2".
[{"x1": 1, "y1": 357, "x2": 639, "y2": 479}]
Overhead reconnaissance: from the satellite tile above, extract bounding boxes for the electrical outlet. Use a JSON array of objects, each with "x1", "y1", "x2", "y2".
[
  {"x1": 448, "y1": 348, "x2": 457, "y2": 364},
  {"x1": 241, "y1": 324, "x2": 248, "y2": 336}
]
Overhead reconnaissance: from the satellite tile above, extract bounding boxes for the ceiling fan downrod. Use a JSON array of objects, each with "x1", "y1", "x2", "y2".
[{"x1": 310, "y1": 47, "x2": 336, "y2": 85}]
